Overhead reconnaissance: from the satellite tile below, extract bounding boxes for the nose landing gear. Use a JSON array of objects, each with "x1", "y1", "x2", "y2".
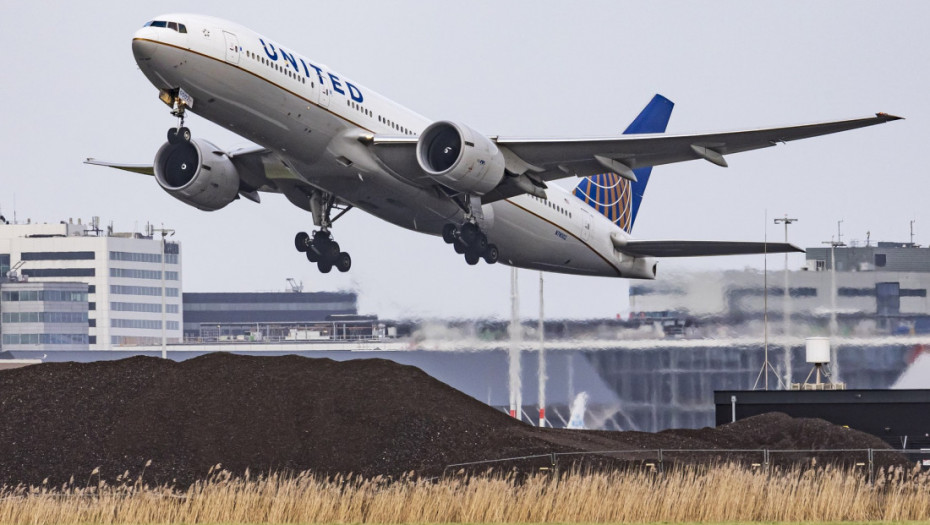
[{"x1": 165, "y1": 92, "x2": 191, "y2": 144}]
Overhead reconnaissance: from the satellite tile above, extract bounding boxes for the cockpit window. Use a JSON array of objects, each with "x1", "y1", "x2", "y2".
[{"x1": 143, "y1": 20, "x2": 187, "y2": 33}]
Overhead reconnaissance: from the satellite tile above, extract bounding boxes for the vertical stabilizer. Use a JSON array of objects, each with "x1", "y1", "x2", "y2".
[{"x1": 573, "y1": 94, "x2": 674, "y2": 233}]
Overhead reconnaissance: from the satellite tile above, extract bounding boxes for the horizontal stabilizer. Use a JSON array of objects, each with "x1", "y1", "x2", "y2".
[
  {"x1": 84, "y1": 158, "x2": 154, "y2": 176},
  {"x1": 611, "y1": 237, "x2": 804, "y2": 258}
]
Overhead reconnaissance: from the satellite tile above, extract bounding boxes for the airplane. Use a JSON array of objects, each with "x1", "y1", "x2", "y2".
[{"x1": 87, "y1": 14, "x2": 901, "y2": 278}]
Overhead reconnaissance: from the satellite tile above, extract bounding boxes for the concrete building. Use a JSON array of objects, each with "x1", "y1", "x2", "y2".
[
  {"x1": 0, "y1": 280, "x2": 89, "y2": 350},
  {"x1": 630, "y1": 242, "x2": 930, "y2": 337},
  {"x1": 0, "y1": 219, "x2": 183, "y2": 349},
  {"x1": 182, "y1": 291, "x2": 361, "y2": 341}
]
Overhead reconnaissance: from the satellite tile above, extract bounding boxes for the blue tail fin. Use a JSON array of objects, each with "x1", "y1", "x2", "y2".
[{"x1": 573, "y1": 94, "x2": 674, "y2": 233}]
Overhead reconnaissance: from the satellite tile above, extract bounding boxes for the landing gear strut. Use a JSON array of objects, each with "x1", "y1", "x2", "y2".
[
  {"x1": 166, "y1": 95, "x2": 191, "y2": 144},
  {"x1": 294, "y1": 193, "x2": 354, "y2": 273},
  {"x1": 443, "y1": 222, "x2": 498, "y2": 265}
]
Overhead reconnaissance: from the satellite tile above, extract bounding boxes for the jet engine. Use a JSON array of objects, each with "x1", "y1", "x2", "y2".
[
  {"x1": 153, "y1": 138, "x2": 240, "y2": 211},
  {"x1": 416, "y1": 121, "x2": 505, "y2": 195}
]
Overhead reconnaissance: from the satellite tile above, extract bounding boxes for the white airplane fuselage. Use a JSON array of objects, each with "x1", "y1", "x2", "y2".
[{"x1": 131, "y1": 14, "x2": 643, "y2": 278}]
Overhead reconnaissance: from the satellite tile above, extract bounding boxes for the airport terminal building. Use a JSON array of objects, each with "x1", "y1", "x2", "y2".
[
  {"x1": 0, "y1": 219, "x2": 183, "y2": 349},
  {"x1": 629, "y1": 241, "x2": 930, "y2": 336}
]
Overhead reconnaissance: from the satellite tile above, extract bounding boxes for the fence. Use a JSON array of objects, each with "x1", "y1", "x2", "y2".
[{"x1": 443, "y1": 448, "x2": 929, "y2": 483}]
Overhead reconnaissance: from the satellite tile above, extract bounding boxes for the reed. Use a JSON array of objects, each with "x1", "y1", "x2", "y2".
[{"x1": 0, "y1": 463, "x2": 927, "y2": 524}]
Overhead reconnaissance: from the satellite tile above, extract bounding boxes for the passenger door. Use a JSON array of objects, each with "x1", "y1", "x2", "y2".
[{"x1": 223, "y1": 31, "x2": 240, "y2": 64}]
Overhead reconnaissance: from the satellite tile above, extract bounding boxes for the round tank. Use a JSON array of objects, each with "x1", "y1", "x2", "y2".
[{"x1": 805, "y1": 337, "x2": 831, "y2": 364}]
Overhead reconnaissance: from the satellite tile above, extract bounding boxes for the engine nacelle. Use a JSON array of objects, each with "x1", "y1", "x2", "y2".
[
  {"x1": 154, "y1": 138, "x2": 240, "y2": 211},
  {"x1": 416, "y1": 121, "x2": 505, "y2": 195},
  {"x1": 619, "y1": 256, "x2": 658, "y2": 280}
]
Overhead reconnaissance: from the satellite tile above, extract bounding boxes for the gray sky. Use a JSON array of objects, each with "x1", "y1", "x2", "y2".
[{"x1": 1, "y1": 1, "x2": 926, "y2": 320}]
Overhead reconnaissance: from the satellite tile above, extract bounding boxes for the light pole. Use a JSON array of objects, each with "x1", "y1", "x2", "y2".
[
  {"x1": 822, "y1": 232, "x2": 846, "y2": 382},
  {"x1": 774, "y1": 215, "x2": 797, "y2": 388},
  {"x1": 537, "y1": 271, "x2": 546, "y2": 427},
  {"x1": 150, "y1": 225, "x2": 175, "y2": 359}
]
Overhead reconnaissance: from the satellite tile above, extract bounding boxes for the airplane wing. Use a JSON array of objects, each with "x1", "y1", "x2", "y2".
[
  {"x1": 369, "y1": 112, "x2": 901, "y2": 202},
  {"x1": 611, "y1": 238, "x2": 804, "y2": 258},
  {"x1": 85, "y1": 145, "x2": 288, "y2": 202}
]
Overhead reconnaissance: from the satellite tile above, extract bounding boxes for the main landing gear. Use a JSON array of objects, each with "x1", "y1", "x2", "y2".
[
  {"x1": 294, "y1": 192, "x2": 354, "y2": 273},
  {"x1": 295, "y1": 230, "x2": 351, "y2": 273},
  {"x1": 443, "y1": 222, "x2": 499, "y2": 266}
]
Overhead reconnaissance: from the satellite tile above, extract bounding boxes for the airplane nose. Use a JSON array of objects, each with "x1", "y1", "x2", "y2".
[
  {"x1": 132, "y1": 35, "x2": 160, "y2": 62},
  {"x1": 132, "y1": 25, "x2": 164, "y2": 59}
]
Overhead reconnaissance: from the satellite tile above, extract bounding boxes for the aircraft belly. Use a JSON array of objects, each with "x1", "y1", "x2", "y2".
[{"x1": 487, "y1": 200, "x2": 620, "y2": 277}]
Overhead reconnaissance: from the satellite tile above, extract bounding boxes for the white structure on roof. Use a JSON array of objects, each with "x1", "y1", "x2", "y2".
[{"x1": 0, "y1": 219, "x2": 182, "y2": 350}]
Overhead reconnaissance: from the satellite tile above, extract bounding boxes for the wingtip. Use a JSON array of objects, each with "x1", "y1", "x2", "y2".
[{"x1": 876, "y1": 112, "x2": 904, "y2": 121}]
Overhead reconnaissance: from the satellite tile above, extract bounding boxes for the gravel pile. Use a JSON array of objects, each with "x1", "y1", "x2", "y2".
[{"x1": 0, "y1": 354, "x2": 901, "y2": 487}]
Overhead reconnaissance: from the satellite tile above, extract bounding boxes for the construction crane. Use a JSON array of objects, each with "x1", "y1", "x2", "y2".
[{"x1": 286, "y1": 278, "x2": 303, "y2": 293}]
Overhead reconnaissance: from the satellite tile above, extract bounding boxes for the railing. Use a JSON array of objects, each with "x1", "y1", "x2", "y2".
[{"x1": 443, "y1": 448, "x2": 930, "y2": 483}]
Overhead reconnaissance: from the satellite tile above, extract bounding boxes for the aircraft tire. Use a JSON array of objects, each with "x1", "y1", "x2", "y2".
[
  {"x1": 167, "y1": 127, "x2": 180, "y2": 144},
  {"x1": 483, "y1": 244, "x2": 499, "y2": 264},
  {"x1": 179, "y1": 127, "x2": 191, "y2": 142},
  {"x1": 464, "y1": 251, "x2": 480, "y2": 265},
  {"x1": 295, "y1": 231, "x2": 310, "y2": 252},
  {"x1": 317, "y1": 260, "x2": 333, "y2": 273},
  {"x1": 306, "y1": 249, "x2": 319, "y2": 263},
  {"x1": 476, "y1": 233, "x2": 488, "y2": 253},
  {"x1": 336, "y1": 252, "x2": 352, "y2": 272},
  {"x1": 460, "y1": 223, "x2": 479, "y2": 246},
  {"x1": 453, "y1": 240, "x2": 466, "y2": 254},
  {"x1": 442, "y1": 224, "x2": 457, "y2": 244}
]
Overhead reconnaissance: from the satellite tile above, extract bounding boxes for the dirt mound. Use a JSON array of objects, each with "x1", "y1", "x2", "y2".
[{"x1": 0, "y1": 354, "x2": 901, "y2": 487}]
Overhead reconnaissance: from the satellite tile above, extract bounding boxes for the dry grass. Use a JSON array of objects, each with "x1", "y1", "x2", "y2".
[{"x1": 0, "y1": 464, "x2": 928, "y2": 524}]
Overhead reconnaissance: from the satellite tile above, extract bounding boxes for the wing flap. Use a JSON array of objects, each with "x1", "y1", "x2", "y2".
[{"x1": 612, "y1": 238, "x2": 804, "y2": 258}]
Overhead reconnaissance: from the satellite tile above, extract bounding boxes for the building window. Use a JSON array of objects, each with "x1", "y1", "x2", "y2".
[
  {"x1": 876, "y1": 282, "x2": 901, "y2": 316},
  {"x1": 21, "y1": 251, "x2": 95, "y2": 261},
  {"x1": 1, "y1": 290, "x2": 87, "y2": 302},
  {"x1": 110, "y1": 268, "x2": 176, "y2": 280},
  {"x1": 1, "y1": 311, "x2": 87, "y2": 323},
  {"x1": 110, "y1": 285, "x2": 179, "y2": 297},
  {"x1": 112, "y1": 318, "x2": 163, "y2": 330},
  {"x1": 875, "y1": 254, "x2": 887, "y2": 267},
  {"x1": 110, "y1": 251, "x2": 162, "y2": 263},
  {"x1": 22, "y1": 268, "x2": 95, "y2": 278}
]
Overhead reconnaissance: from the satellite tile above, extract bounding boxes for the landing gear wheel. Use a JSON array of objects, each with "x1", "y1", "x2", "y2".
[
  {"x1": 464, "y1": 252, "x2": 480, "y2": 265},
  {"x1": 460, "y1": 222, "x2": 479, "y2": 245},
  {"x1": 442, "y1": 224, "x2": 457, "y2": 244},
  {"x1": 483, "y1": 244, "x2": 499, "y2": 264},
  {"x1": 306, "y1": 250, "x2": 319, "y2": 263},
  {"x1": 295, "y1": 231, "x2": 310, "y2": 252},
  {"x1": 335, "y1": 252, "x2": 352, "y2": 272},
  {"x1": 325, "y1": 241, "x2": 340, "y2": 260},
  {"x1": 475, "y1": 233, "x2": 488, "y2": 253},
  {"x1": 167, "y1": 127, "x2": 180, "y2": 144},
  {"x1": 178, "y1": 127, "x2": 191, "y2": 142},
  {"x1": 453, "y1": 240, "x2": 466, "y2": 254},
  {"x1": 317, "y1": 260, "x2": 333, "y2": 273}
]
